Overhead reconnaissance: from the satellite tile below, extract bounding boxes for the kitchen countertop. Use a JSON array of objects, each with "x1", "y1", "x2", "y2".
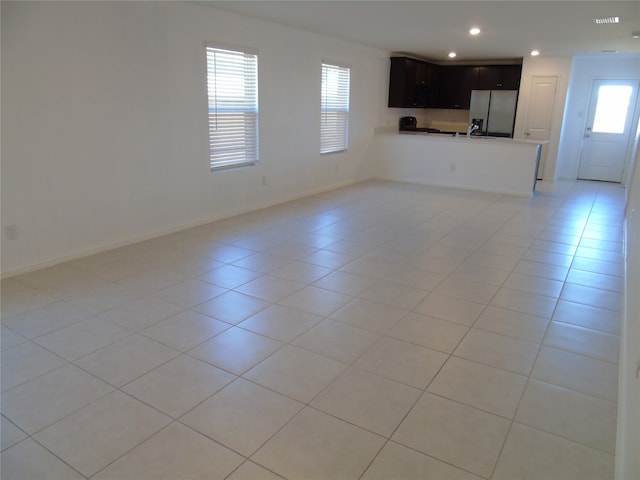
[
  {"x1": 373, "y1": 130, "x2": 544, "y2": 196},
  {"x1": 397, "y1": 130, "x2": 547, "y2": 146}
]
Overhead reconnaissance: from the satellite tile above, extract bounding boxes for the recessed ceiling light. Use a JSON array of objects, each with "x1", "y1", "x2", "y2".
[
  {"x1": 632, "y1": 31, "x2": 640, "y2": 39},
  {"x1": 448, "y1": 52, "x2": 457, "y2": 58},
  {"x1": 530, "y1": 50, "x2": 540, "y2": 56},
  {"x1": 469, "y1": 27, "x2": 481, "y2": 35},
  {"x1": 593, "y1": 16, "x2": 620, "y2": 24}
]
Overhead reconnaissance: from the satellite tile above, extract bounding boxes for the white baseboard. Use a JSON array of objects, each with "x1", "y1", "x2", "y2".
[{"x1": 1, "y1": 177, "x2": 367, "y2": 279}]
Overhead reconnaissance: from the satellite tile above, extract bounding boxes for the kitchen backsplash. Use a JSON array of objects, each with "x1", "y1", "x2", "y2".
[
  {"x1": 382, "y1": 106, "x2": 471, "y2": 132},
  {"x1": 420, "y1": 108, "x2": 469, "y2": 128}
]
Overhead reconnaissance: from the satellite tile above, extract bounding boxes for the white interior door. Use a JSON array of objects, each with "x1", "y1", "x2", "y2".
[
  {"x1": 578, "y1": 80, "x2": 639, "y2": 183},
  {"x1": 523, "y1": 76, "x2": 558, "y2": 179}
]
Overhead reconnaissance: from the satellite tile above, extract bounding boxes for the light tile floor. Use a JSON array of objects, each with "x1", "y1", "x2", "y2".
[{"x1": 1, "y1": 180, "x2": 624, "y2": 479}]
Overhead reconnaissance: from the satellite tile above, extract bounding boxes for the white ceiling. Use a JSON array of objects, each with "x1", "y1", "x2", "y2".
[{"x1": 201, "y1": 1, "x2": 640, "y2": 62}]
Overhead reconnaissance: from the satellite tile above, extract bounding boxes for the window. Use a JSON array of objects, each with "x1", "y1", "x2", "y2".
[
  {"x1": 206, "y1": 45, "x2": 258, "y2": 170},
  {"x1": 592, "y1": 85, "x2": 633, "y2": 134},
  {"x1": 321, "y1": 62, "x2": 350, "y2": 154}
]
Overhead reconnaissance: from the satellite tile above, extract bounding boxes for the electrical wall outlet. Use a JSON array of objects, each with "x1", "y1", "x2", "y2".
[{"x1": 4, "y1": 225, "x2": 18, "y2": 241}]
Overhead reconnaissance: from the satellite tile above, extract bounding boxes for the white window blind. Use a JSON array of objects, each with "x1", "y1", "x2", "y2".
[
  {"x1": 321, "y1": 62, "x2": 350, "y2": 154},
  {"x1": 206, "y1": 45, "x2": 258, "y2": 170}
]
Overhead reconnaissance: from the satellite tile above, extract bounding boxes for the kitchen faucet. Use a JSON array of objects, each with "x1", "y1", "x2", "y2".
[{"x1": 466, "y1": 123, "x2": 480, "y2": 138}]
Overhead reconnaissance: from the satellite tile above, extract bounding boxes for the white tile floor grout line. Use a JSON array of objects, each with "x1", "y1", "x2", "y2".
[{"x1": 1, "y1": 180, "x2": 624, "y2": 479}]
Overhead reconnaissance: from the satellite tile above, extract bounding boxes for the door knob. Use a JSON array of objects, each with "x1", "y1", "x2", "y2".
[{"x1": 585, "y1": 133, "x2": 591, "y2": 138}]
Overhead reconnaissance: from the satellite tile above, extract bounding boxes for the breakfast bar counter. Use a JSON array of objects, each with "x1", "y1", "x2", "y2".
[{"x1": 373, "y1": 131, "x2": 545, "y2": 197}]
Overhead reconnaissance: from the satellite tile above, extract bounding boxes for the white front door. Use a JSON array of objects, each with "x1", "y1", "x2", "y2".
[
  {"x1": 523, "y1": 76, "x2": 558, "y2": 179},
  {"x1": 578, "y1": 79, "x2": 639, "y2": 183}
]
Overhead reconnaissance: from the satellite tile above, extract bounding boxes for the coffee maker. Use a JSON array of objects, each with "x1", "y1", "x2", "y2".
[{"x1": 399, "y1": 116, "x2": 417, "y2": 131}]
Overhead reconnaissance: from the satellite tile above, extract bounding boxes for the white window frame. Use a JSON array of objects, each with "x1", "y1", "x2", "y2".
[
  {"x1": 206, "y1": 44, "x2": 259, "y2": 171},
  {"x1": 321, "y1": 61, "x2": 350, "y2": 155}
]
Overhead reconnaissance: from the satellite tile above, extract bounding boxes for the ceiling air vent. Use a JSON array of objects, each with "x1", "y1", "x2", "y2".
[{"x1": 593, "y1": 16, "x2": 620, "y2": 24}]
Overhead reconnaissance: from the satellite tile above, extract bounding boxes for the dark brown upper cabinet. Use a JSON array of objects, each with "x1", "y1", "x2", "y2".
[
  {"x1": 388, "y1": 57, "x2": 439, "y2": 108},
  {"x1": 388, "y1": 57, "x2": 522, "y2": 110},
  {"x1": 477, "y1": 65, "x2": 522, "y2": 90},
  {"x1": 436, "y1": 65, "x2": 479, "y2": 109}
]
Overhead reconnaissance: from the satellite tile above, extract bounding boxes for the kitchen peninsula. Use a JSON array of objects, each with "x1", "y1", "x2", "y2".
[{"x1": 374, "y1": 130, "x2": 545, "y2": 196}]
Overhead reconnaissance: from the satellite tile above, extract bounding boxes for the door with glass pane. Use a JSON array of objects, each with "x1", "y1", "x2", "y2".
[{"x1": 578, "y1": 80, "x2": 639, "y2": 182}]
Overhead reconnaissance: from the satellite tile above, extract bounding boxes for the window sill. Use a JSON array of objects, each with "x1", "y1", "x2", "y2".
[{"x1": 210, "y1": 161, "x2": 257, "y2": 173}]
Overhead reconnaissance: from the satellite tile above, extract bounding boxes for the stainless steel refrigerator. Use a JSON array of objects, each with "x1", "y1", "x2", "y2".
[{"x1": 468, "y1": 90, "x2": 518, "y2": 137}]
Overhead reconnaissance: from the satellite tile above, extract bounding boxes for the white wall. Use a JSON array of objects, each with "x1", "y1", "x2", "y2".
[
  {"x1": 616, "y1": 145, "x2": 640, "y2": 480},
  {"x1": 513, "y1": 55, "x2": 572, "y2": 181},
  {"x1": 555, "y1": 55, "x2": 640, "y2": 182},
  {"x1": 0, "y1": 1, "x2": 388, "y2": 276}
]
